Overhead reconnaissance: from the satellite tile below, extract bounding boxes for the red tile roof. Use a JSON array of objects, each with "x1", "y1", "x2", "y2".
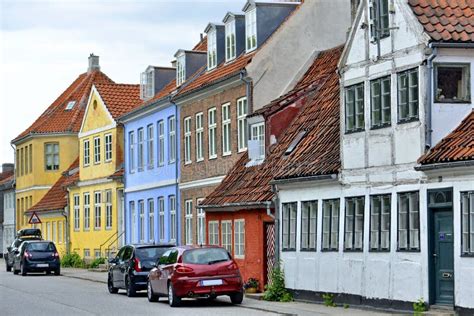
[
  {"x1": 0, "y1": 172, "x2": 14, "y2": 187},
  {"x1": 408, "y1": 0, "x2": 474, "y2": 42},
  {"x1": 28, "y1": 159, "x2": 79, "y2": 213},
  {"x1": 202, "y1": 46, "x2": 343, "y2": 207},
  {"x1": 418, "y1": 109, "x2": 474, "y2": 165},
  {"x1": 193, "y1": 36, "x2": 207, "y2": 52},
  {"x1": 13, "y1": 70, "x2": 114, "y2": 143},
  {"x1": 94, "y1": 83, "x2": 142, "y2": 120},
  {"x1": 109, "y1": 167, "x2": 124, "y2": 179}
]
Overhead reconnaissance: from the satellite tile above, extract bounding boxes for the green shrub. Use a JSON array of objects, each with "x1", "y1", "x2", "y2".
[
  {"x1": 61, "y1": 252, "x2": 85, "y2": 268},
  {"x1": 413, "y1": 298, "x2": 427, "y2": 314},
  {"x1": 322, "y1": 293, "x2": 336, "y2": 307},
  {"x1": 89, "y1": 257, "x2": 106, "y2": 269},
  {"x1": 262, "y1": 266, "x2": 293, "y2": 302}
]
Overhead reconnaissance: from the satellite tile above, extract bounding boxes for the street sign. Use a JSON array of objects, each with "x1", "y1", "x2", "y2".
[{"x1": 28, "y1": 211, "x2": 42, "y2": 224}]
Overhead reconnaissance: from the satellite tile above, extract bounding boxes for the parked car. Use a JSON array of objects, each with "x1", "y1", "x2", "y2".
[
  {"x1": 4, "y1": 228, "x2": 42, "y2": 272},
  {"x1": 12, "y1": 240, "x2": 60, "y2": 276},
  {"x1": 107, "y1": 243, "x2": 174, "y2": 297},
  {"x1": 147, "y1": 246, "x2": 244, "y2": 307}
]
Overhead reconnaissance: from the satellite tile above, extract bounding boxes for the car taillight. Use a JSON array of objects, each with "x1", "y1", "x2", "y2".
[
  {"x1": 52, "y1": 252, "x2": 60, "y2": 258},
  {"x1": 175, "y1": 265, "x2": 194, "y2": 274},
  {"x1": 133, "y1": 258, "x2": 142, "y2": 272},
  {"x1": 24, "y1": 251, "x2": 32, "y2": 259}
]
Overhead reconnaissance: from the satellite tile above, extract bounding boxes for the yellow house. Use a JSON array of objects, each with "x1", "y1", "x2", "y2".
[
  {"x1": 67, "y1": 83, "x2": 140, "y2": 260},
  {"x1": 11, "y1": 55, "x2": 114, "y2": 254}
]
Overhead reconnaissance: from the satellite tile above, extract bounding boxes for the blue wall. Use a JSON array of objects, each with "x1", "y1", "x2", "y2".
[{"x1": 123, "y1": 102, "x2": 181, "y2": 245}]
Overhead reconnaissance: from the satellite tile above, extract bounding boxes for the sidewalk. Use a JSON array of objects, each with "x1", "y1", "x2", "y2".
[{"x1": 61, "y1": 267, "x2": 108, "y2": 284}]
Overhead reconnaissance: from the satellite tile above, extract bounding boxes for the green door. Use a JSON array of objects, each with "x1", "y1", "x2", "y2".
[{"x1": 432, "y1": 210, "x2": 454, "y2": 305}]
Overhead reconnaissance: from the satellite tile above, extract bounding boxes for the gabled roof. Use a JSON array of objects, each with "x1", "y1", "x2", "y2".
[
  {"x1": 12, "y1": 70, "x2": 114, "y2": 144},
  {"x1": 201, "y1": 46, "x2": 342, "y2": 207},
  {"x1": 94, "y1": 83, "x2": 142, "y2": 120},
  {"x1": 408, "y1": 0, "x2": 474, "y2": 42},
  {"x1": 418, "y1": 110, "x2": 474, "y2": 166},
  {"x1": 28, "y1": 159, "x2": 79, "y2": 213}
]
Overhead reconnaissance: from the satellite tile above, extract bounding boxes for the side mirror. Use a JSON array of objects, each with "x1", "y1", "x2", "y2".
[{"x1": 7, "y1": 246, "x2": 11, "y2": 252}]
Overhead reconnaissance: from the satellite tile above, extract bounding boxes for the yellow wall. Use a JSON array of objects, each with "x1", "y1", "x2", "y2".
[{"x1": 34, "y1": 215, "x2": 67, "y2": 255}]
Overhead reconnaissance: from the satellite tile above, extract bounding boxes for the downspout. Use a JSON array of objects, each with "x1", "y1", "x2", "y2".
[
  {"x1": 271, "y1": 184, "x2": 280, "y2": 266},
  {"x1": 172, "y1": 96, "x2": 180, "y2": 245},
  {"x1": 240, "y1": 70, "x2": 253, "y2": 112},
  {"x1": 425, "y1": 43, "x2": 437, "y2": 149},
  {"x1": 63, "y1": 191, "x2": 70, "y2": 254}
]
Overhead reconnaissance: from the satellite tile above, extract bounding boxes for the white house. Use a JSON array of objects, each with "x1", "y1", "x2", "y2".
[{"x1": 275, "y1": 0, "x2": 473, "y2": 313}]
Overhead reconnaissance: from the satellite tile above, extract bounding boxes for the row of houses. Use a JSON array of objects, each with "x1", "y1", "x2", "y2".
[{"x1": 3, "y1": 0, "x2": 473, "y2": 313}]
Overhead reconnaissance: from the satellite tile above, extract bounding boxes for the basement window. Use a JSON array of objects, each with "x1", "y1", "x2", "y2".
[
  {"x1": 65, "y1": 101, "x2": 76, "y2": 110},
  {"x1": 434, "y1": 64, "x2": 471, "y2": 103}
]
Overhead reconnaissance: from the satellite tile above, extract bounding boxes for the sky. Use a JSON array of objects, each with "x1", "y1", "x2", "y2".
[{"x1": 0, "y1": 0, "x2": 244, "y2": 164}]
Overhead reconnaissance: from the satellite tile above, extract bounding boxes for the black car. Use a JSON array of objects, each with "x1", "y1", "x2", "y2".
[
  {"x1": 5, "y1": 228, "x2": 42, "y2": 272},
  {"x1": 108, "y1": 243, "x2": 174, "y2": 297},
  {"x1": 12, "y1": 240, "x2": 60, "y2": 276}
]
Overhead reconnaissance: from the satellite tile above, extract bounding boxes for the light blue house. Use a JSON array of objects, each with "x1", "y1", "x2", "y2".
[{"x1": 120, "y1": 66, "x2": 180, "y2": 245}]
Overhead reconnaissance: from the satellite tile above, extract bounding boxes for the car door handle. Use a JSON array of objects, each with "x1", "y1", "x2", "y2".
[{"x1": 432, "y1": 253, "x2": 437, "y2": 257}]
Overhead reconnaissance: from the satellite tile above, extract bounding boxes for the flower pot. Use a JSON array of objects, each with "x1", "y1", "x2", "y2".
[{"x1": 245, "y1": 287, "x2": 257, "y2": 294}]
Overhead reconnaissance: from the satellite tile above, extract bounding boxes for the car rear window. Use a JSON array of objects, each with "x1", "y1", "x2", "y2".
[
  {"x1": 135, "y1": 247, "x2": 170, "y2": 261},
  {"x1": 182, "y1": 248, "x2": 231, "y2": 265},
  {"x1": 27, "y1": 242, "x2": 55, "y2": 252}
]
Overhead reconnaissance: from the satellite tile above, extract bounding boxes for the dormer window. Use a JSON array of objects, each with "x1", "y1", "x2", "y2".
[
  {"x1": 245, "y1": 9, "x2": 257, "y2": 52},
  {"x1": 176, "y1": 54, "x2": 186, "y2": 86},
  {"x1": 207, "y1": 29, "x2": 217, "y2": 70},
  {"x1": 247, "y1": 122, "x2": 265, "y2": 166},
  {"x1": 225, "y1": 21, "x2": 236, "y2": 61},
  {"x1": 140, "y1": 69, "x2": 154, "y2": 100},
  {"x1": 369, "y1": 0, "x2": 389, "y2": 42}
]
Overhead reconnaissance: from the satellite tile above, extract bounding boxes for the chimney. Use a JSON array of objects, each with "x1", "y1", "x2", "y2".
[
  {"x1": 2, "y1": 163, "x2": 14, "y2": 173},
  {"x1": 88, "y1": 53, "x2": 100, "y2": 73}
]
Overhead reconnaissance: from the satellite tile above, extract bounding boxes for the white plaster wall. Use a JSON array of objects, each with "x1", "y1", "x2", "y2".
[{"x1": 247, "y1": 0, "x2": 352, "y2": 110}]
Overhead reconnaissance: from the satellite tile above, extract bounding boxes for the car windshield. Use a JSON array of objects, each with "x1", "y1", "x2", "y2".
[
  {"x1": 135, "y1": 247, "x2": 170, "y2": 261},
  {"x1": 27, "y1": 242, "x2": 55, "y2": 252},
  {"x1": 182, "y1": 248, "x2": 231, "y2": 265}
]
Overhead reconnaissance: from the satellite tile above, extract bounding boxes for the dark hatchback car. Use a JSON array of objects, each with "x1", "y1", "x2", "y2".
[
  {"x1": 5, "y1": 228, "x2": 42, "y2": 272},
  {"x1": 108, "y1": 243, "x2": 174, "y2": 297},
  {"x1": 147, "y1": 246, "x2": 243, "y2": 307},
  {"x1": 12, "y1": 240, "x2": 60, "y2": 276}
]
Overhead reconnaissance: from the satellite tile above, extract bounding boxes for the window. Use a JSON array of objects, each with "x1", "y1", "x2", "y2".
[
  {"x1": 29, "y1": 144, "x2": 32, "y2": 173},
  {"x1": 84, "y1": 249, "x2": 90, "y2": 258},
  {"x1": 83, "y1": 139, "x2": 90, "y2": 166},
  {"x1": 369, "y1": 0, "x2": 389, "y2": 41},
  {"x1": 208, "y1": 108, "x2": 217, "y2": 159},
  {"x1": 159, "y1": 197, "x2": 165, "y2": 242},
  {"x1": 237, "y1": 97, "x2": 248, "y2": 152},
  {"x1": 93, "y1": 137, "x2": 101, "y2": 164},
  {"x1": 221, "y1": 220, "x2": 232, "y2": 253},
  {"x1": 322, "y1": 199, "x2": 340, "y2": 251},
  {"x1": 25, "y1": 146, "x2": 28, "y2": 175},
  {"x1": 168, "y1": 116, "x2": 176, "y2": 163},
  {"x1": 225, "y1": 20, "x2": 236, "y2": 61},
  {"x1": 461, "y1": 192, "x2": 474, "y2": 256},
  {"x1": 208, "y1": 221, "x2": 219, "y2": 245},
  {"x1": 370, "y1": 194, "x2": 391, "y2": 251},
  {"x1": 344, "y1": 197, "x2": 365, "y2": 251},
  {"x1": 147, "y1": 124, "x2": 154, "y2": 168},
  {"x1": 105, "y1": 134, "x2": 112, "y2": 162},
  {"x1": 140, "y1": 69, "x2": 154, "y2": 99},
  {"x1": 94, "y1": 249, "x2": 101, "y2": 259},
  {"x1": 371, "y1": 76, "x2": 391, "y2": 128},
  {"x1": 83, "y1": 193, "x2": 90, "y2": 231},
  {"x1": 184, "y1": 117, "x2": 192, "y2": 164},
  {"x1": 345, "y1": 83, "x2": 365, "y2": 132},
  {"x1": 52, "y1": 221, "x2": 57, "y2": 242},
  {"x1": 398, "y1": 68, "x2": 419, "y2": 122},
  {"x1": 157, "y1": 121, "x2": 164, "y2": 166},
  {"x1": 130, "y1": 201, "x2": 136, "y2": 243},
  {"x1": 221, "y1": 103, "x2": 231, "y2": 155},
  {"x1": 46, "y1": 222, "x2": 51, "y2": 241},
  {"x1": 282, "y1": 202, "x2": 297, "y2": 251},
  {"x1": 176, "y1": 54, "x2": 185, "y2": 86},
  {"x1": 74, "y1": 194, "x2": 80, "y2": 231},
  {"x1": 246, "y1": 8, "x2": 257, "y2": 51},
  {"x1": 185, "y1": 200, "x2": 193, "y2": 245},
  {"x1": 197, "y1": 198, "x2": 205, "y2": 245},
  {"x1": 398, "y1": 191, "x2": 419, "y2": 251},
  {"x1": 105, "y1": 190, "x2": 112, "y2": 229},
  {"x1": 65, "y1": 100, "x2": 76, "y2": 110},
  {"x1": 196, "y1": 113, "x2": 204, "y2": 161},
  {"x1": 139, "y1": 200, "x2": 145, "y2": 243},
  {"x1": 94, "y1": 191, "x2": 101, "y2": 230},
  {"x1": 45, "y1": 142, "x2": 59, "y2": 170},
  {"x1": 250, "y1": 122, "x2": 265, "y2": 160},
  {"x1": 207, "y1": 28, "x2": 217, "y2": 70},
  {"x1": 16, "y1": 149, "x2": 19, "y2": 177},
  {"x1": 58, "y1": 222, "x2": 63, "y2": 243},
  {"x1": 137, "y1": 128, "x2": 144, "y2": 171},
  {"x1": 169, "y1": 195, "x2": 177, "y2": 242},
  {"x1": 20, "y1": 147, "x2": 24, "y2": 176},
  {"x1": 148, "y1": 199, "x2": 155, "y2": 242},
  {"x1": 435, "y1": 64, "x2": 471, "y2": 103},
  {"x1": 128, "y1": 131, "x2": 135, "y2": 173},
  {"x1": 234, "y1": 219, "x2": 245, "y2": 258},
  {"x1": 301, "y1": 201, "x2": 317, "y2": 251}
]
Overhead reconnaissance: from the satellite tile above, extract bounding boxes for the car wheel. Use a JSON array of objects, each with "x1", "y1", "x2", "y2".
[
  {"x1": 168, "y1": 282, "x2": 181, "y2": 307},
  {"x1": 108, "y1": 275, "x2": 118, "y2": 294},
  {"x1": 21, "y1": 263, "x2": 27, "y2": 276},
  {"x1": 147, "y1": 280, "x2": 159, "y2": 302},
  {"x1": 125, "y1": 277, "x2": 136, "y2": 297},
  {"x1": 230, "y1": 291, "x2": 244, "y2": 304},
  {"x1": 6, "y1": 263, "x2": 11, "y2": 272},
  {"x1": 13, "y1": 266, "x2": 19, "y2": 275},
  {"x1": 54, "y1": 267, "x2": 60, "y2": 276}
]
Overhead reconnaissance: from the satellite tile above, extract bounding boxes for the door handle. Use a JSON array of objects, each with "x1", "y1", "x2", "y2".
[{"x1": 432, "y1": 253, "x2": 437, "y2": 257}]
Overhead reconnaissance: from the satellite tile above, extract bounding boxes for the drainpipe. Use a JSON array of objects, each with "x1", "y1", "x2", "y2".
[
  {"x1": 62, "y1": 196, "x2": 70, "y2": 254},
  {"x1": 271, "y1": 184, "x2": 280, "y2": 266},
  {"x1": 240, "y1": 70, "x2": 253, "y2": 112},
  {"x1": 425, "y1": 43, "x2": 437, "y2": 149},
  {"x1": 172, "y1": 96, "x2": 180, "y2": 246}
]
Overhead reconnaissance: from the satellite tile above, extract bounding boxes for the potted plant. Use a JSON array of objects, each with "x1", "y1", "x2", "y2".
[{"x1": 244, "y1": 278, "x2": 260, "y2": 293}]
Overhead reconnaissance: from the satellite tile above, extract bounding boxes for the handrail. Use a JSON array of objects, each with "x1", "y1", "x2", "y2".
[
  {"x1": 105, "y1": 231, "x2": 125, "y2": 258},
  {"x1": 99, "y1": 231, "x2": 118, "y2": 258}
]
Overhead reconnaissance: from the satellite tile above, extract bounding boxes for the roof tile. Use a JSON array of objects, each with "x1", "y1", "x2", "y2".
[{"x1": 94, "y1": 83, "x2": 142, "y2": 120}]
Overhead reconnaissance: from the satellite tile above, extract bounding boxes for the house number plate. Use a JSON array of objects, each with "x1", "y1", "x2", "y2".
[{"x1": 442, "y1": 272, "x2": 452, "y2": 279}]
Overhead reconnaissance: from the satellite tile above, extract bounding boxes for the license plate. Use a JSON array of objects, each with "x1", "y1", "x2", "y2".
[
  {"x1": 201, "y1": 279, "x2": 223, "y2": 286},
  {"x1": 37, "y1": 264, "x2": 49, "y2": 268}
]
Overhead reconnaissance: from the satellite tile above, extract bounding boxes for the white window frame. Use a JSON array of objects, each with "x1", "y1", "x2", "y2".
[
  {"x1": 58, "y1": 221, "x2": 63, "y2": 244},
  {"x1": 139, "y1": 200, "x2": 145, "y2": 243},
  {"x1": 222, "y1": 103, "x2": 231, "y2": 156},
  {"x1": 300, "y1": 200, "x2": 317, "y2": 251},
  {"x1": 52, "y1": 221, "x2": 57, "y2": 242},
  {"x1": 221, "y1": 220, "x2": 232, "y2": 253},
  {"x1": 208, "y1": 108, "x2": 217, "y2": 159},
  {"x1": 169, "y1": 195, "x2": 177, "y2": 242},
  {"x1": 94, "y1": 191, "x2": 102, "y2": 230},
  {"x1": 157, "y1": 120, "x2": 164, "y2": 166},
  {"x1": 176, "y1": 54, "x2": 186, "y2": 86},
  {"x1": 250, "y1": 122, "x2": 265, "y2": 160},
  {"x1": 74, "y1": 194, "x2": 80, "y2": 231},
  {"x1": 105, "y1": 190, "x2": 112, "y2": 229},
  {"x1": 147, "y1": 124, "x2": 154, "y2": 168},
  {"x1": 168, "y1": 116, "x2": 176, "y2": 163},
  {"x1": 137, "y1": 128, "x2": 144, "y2": 171},
  {"x1": 196, "y1": 112, "x2": 204, "y2": 162},
  {"x1": 207, "y1": 28, "x2": 217, "y2": 70},
  {"x1": 237, "y1": 97, "x2": 248, "y2": 152},
  {"x1": 185, "y1": 199, "x2": 193, "y2": 245},
  {"x1": 184, "y1": 117, "x2": 192, "y2": 164},
  {"x1": 45, "y1": 142, "x2": 59, "y2": 170},
  {"x1": 159, "y1": 197, "x2": 165, "y2": 242},
  {"x1": 148, "y1": 198, "x2": 155, "y2": 242},
  {"x1": 461, "y1": 192, "x2": 474, "y2": 255},
  {"x1": 129, "y1": 131, "x2": 135, "y2": 173},
  {"x1": 344, "y1": 196, "x2": 365, "y2": 251},
  {"x1": 84, "y1": 192, "x2": 90, "y2": 231},
  {"x1": 197, "y1": 198, "x2": 205, "y2": 245},
  {"x1": 84, "y1": 249, "x2": 90, "y2": 259},
  {"x1": 370, "y1": 194, "x2": 391, "y2": 251},
  {"x1": 83, "y1": 139, "x2": 90, "y2": 166},
  {"x1": 322, "y1": 199, "x2": 340, "y2": 251},
  {"x1": 225, "y1": 20, "x2": 236, "y2": 61},
  {"x1": 234, "y1": 219, "x2": 245, "y2": 258},
  {"x1": 130, "y1": 201, "x2": 136, "y2": 243},
  {"x1": 104, "y1": 133, "x2": 112, "y2": 162},
  {"x1": 245, "y1": 8, "x2": 257, "y2": 52},
  {"x1": 93, "y1": 137, "x2": 101, "y2": 164},
  {"x1": 208, "y1": 221, "x2": 219, "y2": 245},
  {"x1": 397, "y1": 191, "x2": 420, "y2": 251}
]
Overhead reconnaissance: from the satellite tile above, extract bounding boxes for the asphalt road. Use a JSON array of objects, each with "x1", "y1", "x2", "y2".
[{"x1": 0, "y1": 261, "x2": 275, "y2": 316}]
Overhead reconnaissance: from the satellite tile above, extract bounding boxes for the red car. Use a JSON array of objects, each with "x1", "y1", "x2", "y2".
[{"x1": 147, "y1": 246, "x2": 243, "y2": 307}]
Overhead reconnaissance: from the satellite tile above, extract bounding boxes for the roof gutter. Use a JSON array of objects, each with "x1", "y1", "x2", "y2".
[
  {"x1": 425, "y1": 43, "x2": 437, "y2": 149},
  {"x1": 415, "y1": 160, "x2": 474, "y2": 171},
  {"x1": 431, "y1": 42, "x2": 474, "y2": 49},
  {"x1": 270, "y1": 173, "x2": 338, "y2": 185},
  {"x1": 200, "y1": 201, "x2": 271, "y2": 211}
]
